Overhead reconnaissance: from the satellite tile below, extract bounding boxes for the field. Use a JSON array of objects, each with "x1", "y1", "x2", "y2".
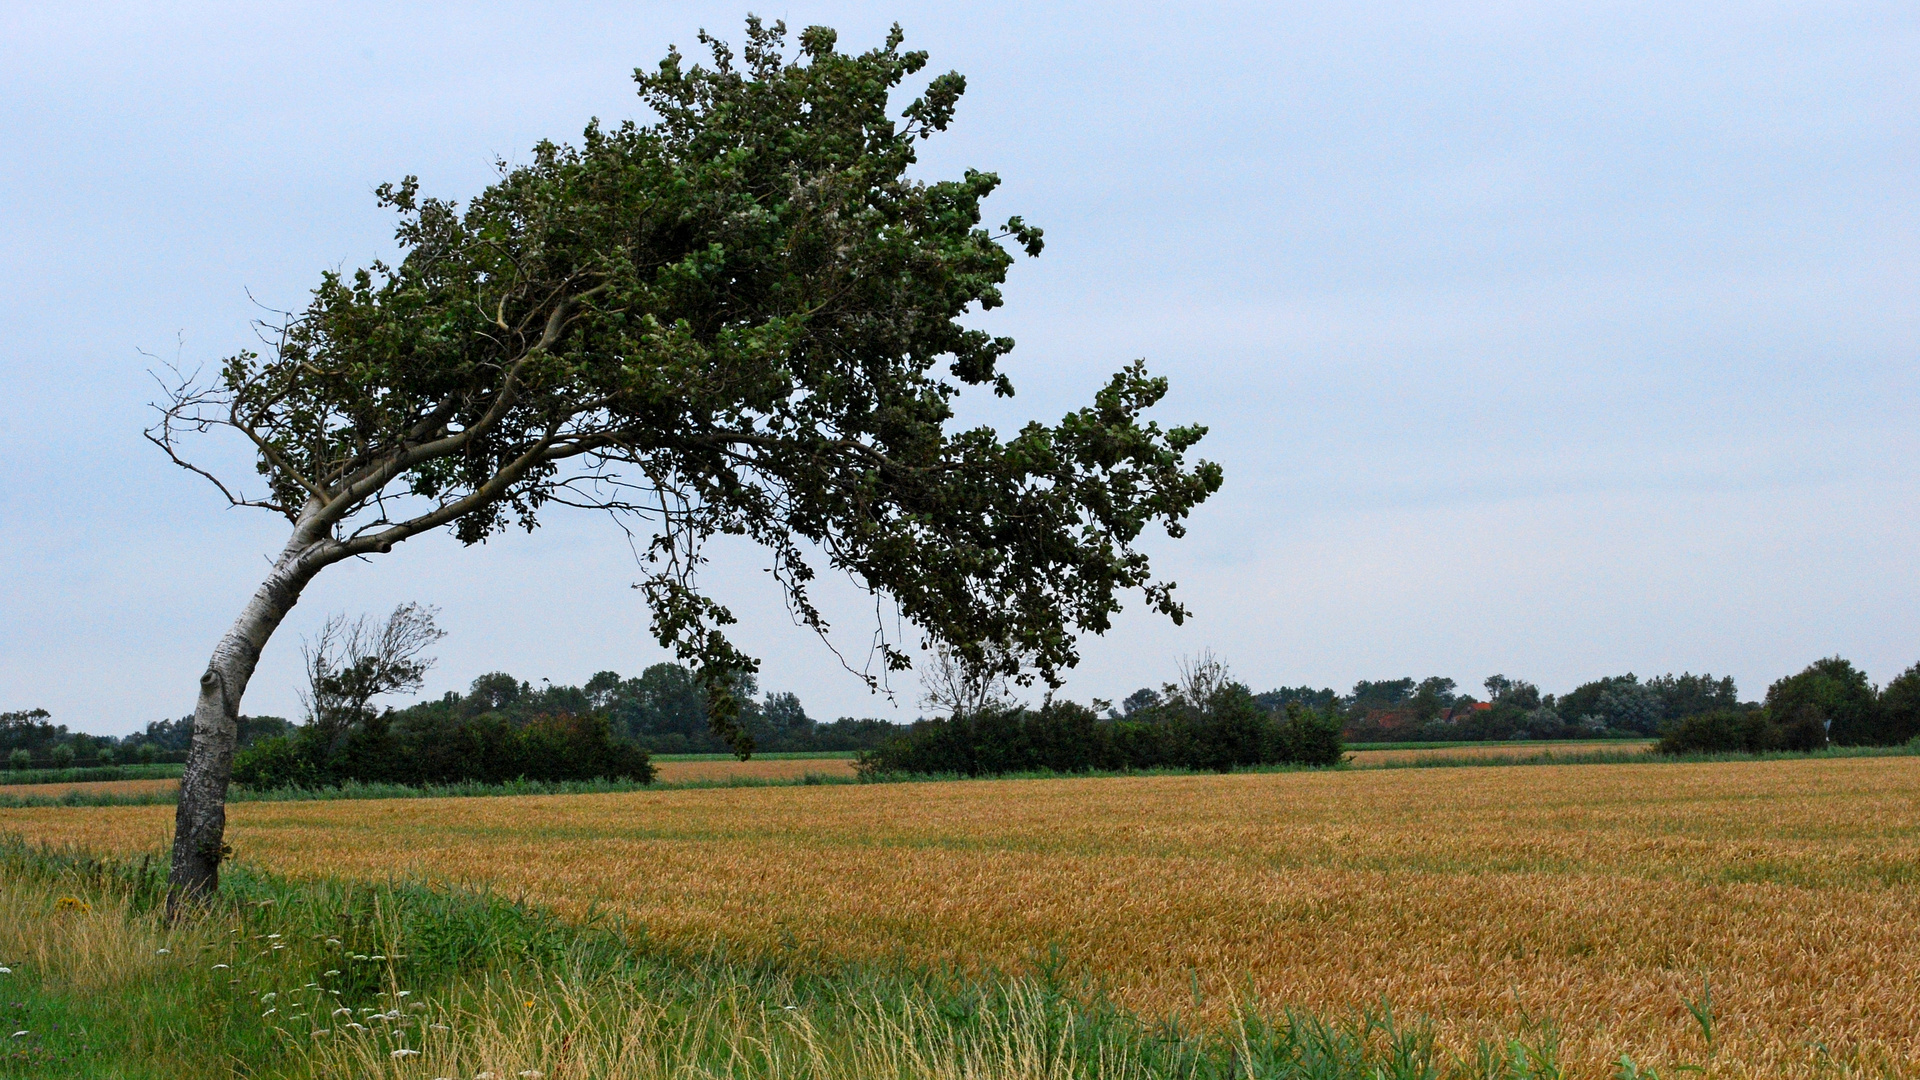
[{"x1": 5, "y1": 756, "x2": 1918, "y2": 1076}]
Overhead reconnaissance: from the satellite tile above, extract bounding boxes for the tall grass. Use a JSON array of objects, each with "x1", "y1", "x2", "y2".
[{"x1": 0, "y1": 836, "x2": 1575, "y2": 1079}]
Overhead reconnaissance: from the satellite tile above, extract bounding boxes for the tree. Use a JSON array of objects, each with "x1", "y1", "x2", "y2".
[
  {"x1": 299, "y1": 603, "x2": 445, "y2": 755},
  {"x1": 147, "y1": 20, "x2": 1220, "y2": 906},
  {"x1": 919, "y1": 642, "x2": 1018, "y2": 720},
  {"x1": 1766, "y1": 657, "x2": 1879, "y2": 746},
  {"x1": 1882, "y1": 662, "x2": 1920, "y2": 746}
]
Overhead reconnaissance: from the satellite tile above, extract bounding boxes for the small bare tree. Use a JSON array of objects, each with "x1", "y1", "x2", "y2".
[
  {"x1": 1169, "y1": 649, "x2": 1231, "y2": 711},
  {"x1": 299, "y1": 603, "x2": 444, "y2": 753},
  {"x1": 918, "y1": 643, "x2": 1018, "y2": 719}
]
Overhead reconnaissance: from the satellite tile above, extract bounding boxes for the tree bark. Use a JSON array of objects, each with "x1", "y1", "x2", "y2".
[{"x1": 167, "y1": 528, "x2": 329, "y2": 916}]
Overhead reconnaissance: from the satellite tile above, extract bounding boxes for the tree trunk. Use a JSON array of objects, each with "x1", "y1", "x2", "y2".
[{"x1": 167, "y1": 530, "x2": 328, "y2": 916}]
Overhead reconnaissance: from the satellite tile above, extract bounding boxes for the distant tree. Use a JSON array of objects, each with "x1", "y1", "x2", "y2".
[
  {"x1": 96, "y1": 745, "x2": 117, "y2": 766},
  {"x1": 1482, "y1": 675, "x2": 1541, "y2": 712},
  {"x1": 920, "y1": 642, "x2": 1020, "y2": 720},
  {"x1": 147, "y1": 22, "x2": 1218, "y2": 904},
  {"x1": 48, "y1": 743, "x2": 75, "y2": 769},
  {"x1": 0, "y1": 708, "x2": 65, "y2": 756},
  {"x1": 1120, "y1": 687, "x2": 1164, "y2": 716},
  {"x1": 1882, "y1": 663, "x2": 1920, "y2": 745},
  {"x1": 465, "y1": 673, "x2": 527, "y2": 714},
  {"x1": 1252, "y1": 685, "x2": 1338, "y2": 714},
  {"x1": 299, "y1": 604, "x2": 446, "y2": 756},
  {"x1": 759, "y1": 692, "x2": 812, "y2": 743},
  {"x1": 1349, "y1": 678, "x2": 1417, "y2": 713},
  {"x1": 1766, "y1": 657, "x2": 1880, "y2": 746},
  {"x1": 1645, "y1": 672, "x2": 1740, "y2": 719},
  {"x1": 136, "y1": 743, "x2": 160, "y2": 765},
  {"x1": 7, "y1": 749, "x2": 29, "y2": 771},
  {"x1": 1410, "y1": 677, "x2": 1457, "y2": 724},
  {"x1": 1596, "y1": 680, "x2": 1662, "y2": 735}
]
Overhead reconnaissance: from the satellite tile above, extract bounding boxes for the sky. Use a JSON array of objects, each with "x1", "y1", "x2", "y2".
[{"x1": 1, "y1": 1, "x2": 1914, "y2": 735}]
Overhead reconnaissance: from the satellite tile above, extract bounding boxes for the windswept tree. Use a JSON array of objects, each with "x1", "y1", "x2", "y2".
[{"x1": 149, "y1": 20, "x2": 1221, "y2": 907}]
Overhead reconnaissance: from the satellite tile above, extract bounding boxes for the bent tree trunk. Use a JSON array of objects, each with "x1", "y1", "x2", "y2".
[{"x1": 168, "y1": 530, "x2": 330, "y2": 914}]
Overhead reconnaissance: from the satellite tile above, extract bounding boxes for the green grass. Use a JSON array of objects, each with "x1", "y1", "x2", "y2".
[
  {"x1": 0, "y1": 835, "x2": 1579, "y2": 1079},
  {"x1": 1344, "y1": 738, "x2": 1647, "y2": 751},
  {"x1": 0, "y1": 763, "x2": 183, "y2": 786}
]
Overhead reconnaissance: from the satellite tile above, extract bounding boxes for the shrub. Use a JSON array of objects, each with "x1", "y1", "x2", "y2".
[
  {"x1": 1275, "y1": 702, "x2": 1345, "y2": 767},
  {"x1": 1655, "y1": 709, "x2": 1780, "y2": 755},
  {"x1": 48, "y1": 743, "x2": 75, "y2": 769},
  {"x1": 856, "y1": 693, "x2": 1344, "y2": 777},
  {"x1": 135, "y1": 743, "x2": 160, "y2": 765},
  {"x1": 234, "y1": 710, "x2": 651, "y2": 790},
  {"x1": 7, "y1": 749, "x2": 29, "y2": 771}
]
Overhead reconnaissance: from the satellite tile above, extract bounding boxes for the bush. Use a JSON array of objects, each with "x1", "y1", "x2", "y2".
[
  {"x1": 1275, "y1": 702, "x2": 1345, "y2": 767},
  {"x1": 7, "y1": 749, "x2": 29, "y2": 771},
  {"x1": 135, "y1": 743, "x2": 159, "y2": 765},
  {"x1": 48, "y1": 743, "x2": 75, "y2": 769},
  {"x1": 857, "y1": 691, "x2": 1345, "y2": 777},
  {"x1": 233, "y1": 710, "x2": 652, "y2": 791},
  {"x1": 1656, "y1": 709, "x2": 1780, "y2": 755}
]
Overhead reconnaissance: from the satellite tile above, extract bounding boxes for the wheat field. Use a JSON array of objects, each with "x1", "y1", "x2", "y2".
[{"x1": 4, "y1": 757, "x2": 1918, "y2": 1077}]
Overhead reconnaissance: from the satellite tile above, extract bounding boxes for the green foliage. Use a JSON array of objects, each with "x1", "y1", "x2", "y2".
[
  {"x1": 232, "y1": 710, "x2": 652, "y2": 791},
  {"x1": 167, "y1": 18, "x2": 1219, "y2": 753},
  {"x1": 6, "y1": 749, "x2": 28, "y2": 771},
  {"x1": 1882, "y1": 663, "x2": 1920, "y2": 746},
  {"x1": 1765, "y1": 656, "x2": 1882, "y2": 746},
  {"x1": 856, "y1": 689, "x2": 1344, "y2": 777},
  {"x1": 1655, "y1": 709, "x2": 1783, "y2": 755},
  {"x1": 399, "y1": 666, "x2": 902, "y2": 756}
]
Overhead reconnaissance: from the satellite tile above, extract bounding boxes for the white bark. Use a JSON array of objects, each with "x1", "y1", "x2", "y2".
[{"x1": 168, "y1": 524, "x2": 334, "y2": 910}]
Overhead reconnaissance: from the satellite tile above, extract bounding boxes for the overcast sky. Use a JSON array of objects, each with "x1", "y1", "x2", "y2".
[{"x1": 2, "y1": 1, "x2": 1914, "y2": 735}]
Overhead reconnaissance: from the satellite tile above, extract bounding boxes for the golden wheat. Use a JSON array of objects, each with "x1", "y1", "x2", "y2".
[{"x1": 6, "y1": 758, "x2": 1919, "y2": 1077}]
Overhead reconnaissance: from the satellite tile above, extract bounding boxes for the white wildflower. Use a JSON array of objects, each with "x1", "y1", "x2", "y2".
[
  {"x1": 391, "y1": 1049, "x2": 421, "y2": 1058},
  {"x1": 155, "y1": 948, "x2": 171, "y2": 955},
  {"x1": 0, "y1": 967, "x2": 12, "y2": 974},
  {"x1": 212, "y1": 963, "x2": 229, "y2": 970},
  {"x1": 324, "y1": 969, "x2": 341, "y2": 976}
]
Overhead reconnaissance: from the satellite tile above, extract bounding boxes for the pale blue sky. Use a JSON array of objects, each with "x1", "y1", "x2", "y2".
[{"x1": 2, "y1": 2, "x2": 1914, "y2": 733}]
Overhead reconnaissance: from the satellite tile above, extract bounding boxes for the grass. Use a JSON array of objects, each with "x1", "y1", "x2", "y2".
[
  {"x1": 0, "y1": 763, "x2": 183, "y2": 787},
  {"x1": 0, "y1": 836, "x2": 1580, "y2": 1079},
  {"x1": 1343, "y1": 738, "x2": 1648, "y2": 751},
  {"x1": 7, "y1": 756, "x2": 1920, "y2": 1075}
]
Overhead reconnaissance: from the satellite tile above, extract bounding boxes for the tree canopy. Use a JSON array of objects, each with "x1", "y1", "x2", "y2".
[{"x1": 153, "y1": 19, "x2": 1220, "y2": 903}]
